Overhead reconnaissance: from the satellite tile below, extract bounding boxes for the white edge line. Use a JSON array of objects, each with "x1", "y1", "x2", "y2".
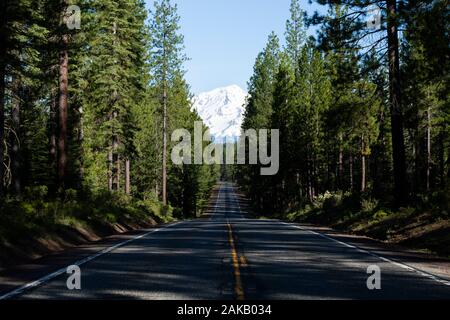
[
  {"x1": 278, "y1": 221, "x2": 450, "y2": 287},
  {"x1": 0, "y1": 221, "x2": 184, "y2": 300}
]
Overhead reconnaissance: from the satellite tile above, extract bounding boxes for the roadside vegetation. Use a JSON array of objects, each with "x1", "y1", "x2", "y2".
[
  {"x1": 237, "y1": 0, "x2": 449, "y2": 257},
  {"x1": 285, "y1": 189, "x2": 450, "y2": 257},
  {"x1": 0, "y1": 185, "x2": 176, "y2": 268},
  {"x1": 0, "y1": 0, "x2": 219, "y2": 267}
]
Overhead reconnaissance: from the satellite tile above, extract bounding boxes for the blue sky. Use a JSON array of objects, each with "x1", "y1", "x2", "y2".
[{"x1": 145, "y1": 0, "x2": 324, "y2": 94}]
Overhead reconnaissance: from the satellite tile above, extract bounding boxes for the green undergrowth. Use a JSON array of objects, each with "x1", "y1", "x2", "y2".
[
  {"x1": 0, "y1": 186, "x2": 175, "y2": 246},
  {"x1": 283, "y1": 189, "x2": 450, "y2": 257}
]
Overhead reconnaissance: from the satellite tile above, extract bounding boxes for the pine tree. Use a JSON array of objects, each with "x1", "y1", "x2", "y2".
[
  {"x1": 0, "y1": 0, "x2": 31, "y2": 196},
  {"x1": 57, "y1": 0, "x2": 70, "y2": 192},
  {"x1": 132, "y1": 88, "x2": 161, "y2": 198},
  {"x1": 316, "y1": 3, "x2": 361, "y2": 191},
  {"x1": 386, "y1": 0, "x2": 407, "y2": 204},
  {"x1": 81, "y1": 0, "x2": 147, "y2": 193},
  {"x1": 0, "y1": 0, "x2": 49, "y2": 196},
  {"x1": 0, "y1": 0, "x2": 217, "y2": 221},
  {"x1": 285, "y1": 0, "x2": 306, "y2": 67},
  {"x1": 240, "y1": 32, "x2": 280, "y2": 211},
  {"x1": 293, "y1": 45, "x2": 331, "y2": 200},
  {"x1": 149, "y1": 0, "x2": 188, "y2": 205},
  {"x1": 313, "y1": 0, "x2": 407, "y2": 204},
  {"x1": 363, "y1": 49, "x2": 392, "y2": 197},
  {"x1": 271, "y1": 53, "x2": 295, "y2": 211},
  {"x1": 401, "y1": 1, "x2": 450, "y2": 193}
]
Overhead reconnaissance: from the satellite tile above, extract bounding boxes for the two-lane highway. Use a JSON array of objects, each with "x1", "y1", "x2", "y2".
[{"x1": 3, "y1": 182, "x2": 450, "y2": 299}]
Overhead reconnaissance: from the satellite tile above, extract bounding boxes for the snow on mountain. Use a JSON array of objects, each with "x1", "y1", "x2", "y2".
[{"x1": 192, "y1": 85, "x2": 247, "y2": 141}]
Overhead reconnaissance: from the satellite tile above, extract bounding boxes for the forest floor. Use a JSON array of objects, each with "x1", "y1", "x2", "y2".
[
  {"x1": 284, "y1": 195, "x2": 450, "y2": 258},
  {"x1": 0, "y1": 194, "x2": 175, "y2": 271}
]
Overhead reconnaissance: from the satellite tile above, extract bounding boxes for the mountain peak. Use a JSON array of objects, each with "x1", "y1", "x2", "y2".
[
  {"x1": 192, "y1": 85, "x2": 247, "y2": 141},
  {"x1": 222, "y1": 84, "x2": 245, "y2": 92}
]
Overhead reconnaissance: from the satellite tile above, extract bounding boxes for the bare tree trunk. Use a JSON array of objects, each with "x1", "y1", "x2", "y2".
[
  {"x1": 361, "y1": 137, "x2": 366, "y2": 193},
  {"x1": 338, "y1": 133, "x2": 344, "y2": 190},
  {"x1": 10, "y1": 77, "x2": 21, "y2": 195},
  {"x1": 438, "y1": 132, "x2": 445, "y2": 188},
  {"x1": 0, "y1": 60, "x2": 5, "y2": 197},
  {"x1": 77, "y1": 106, "x2": 84, "y2": 183},
  {"x1": 387, "y1": 0, "x2": 407, "y2": 205},
  {"x1": 412, "y1": 130, "x2": 420, "y2": 193},
  {"x1": 0, "y1": 0, "x2": 7, "y2": 197},
  {"x1": 349, "y1": 152, "x2": 354, "y2": 191},
  {"x1": 306, "y1": 146, "x2": 313, "y2": 202},
  {"x1": 125, "y1": 158, "x2": 130, "y2": 195},
  {"x1": 110, "y1": 22, "x2": 120, "y2": 192},
  {"x1": 108, "y1": 146, "x2": 113, "y2": 191},
  {"x1": 162, "y1": 81, "x2": 167, "y2": 205},
  {"x1": 49, "y1": 87, "x2": 58, "y2": 188},
  {"x1": 161, "y1": 25, "x2": 168, "y2": 205},
  {"x1": 58, "y1": 2, "x2": 69, "y2": 192},
  {"x1": 116, "y1": 154, "x2": 120, "y2": 191},
  {"x1": 426, "y1": 105, "x2": 431, "y2": 191},
  {"x1": 112, "y1": 111, "x2": 119, "y2": 191},
  {"x1": 374, "y1": 106, "x2": 387, "y2": 195},
  {"x1": 326, "y1": 153, "x2": 331, "y2": 189}
]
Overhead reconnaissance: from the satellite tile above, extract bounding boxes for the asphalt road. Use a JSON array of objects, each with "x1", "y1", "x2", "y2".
[{"x1": 4, "y1": 182, "x2": 450, "y2": 299}]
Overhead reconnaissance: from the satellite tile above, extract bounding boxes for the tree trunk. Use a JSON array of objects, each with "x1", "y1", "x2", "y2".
[
  {"x1": 162, "y1": 81, "x2": 167, "y2": 205},
  {"x1": 77, "y1": 105, "x2": 84, "y2": 184},
  {"x1": 349, "y1": 152, "x2": 354, "y2": 191},
  {"x1": 374, "y1": 106, "x2": 387, "y2": 196},
  {"x1": 116, "y1": 154, "x2": 120, "y2": 190},
  {"x1": 125, "y1": 158, "x2": 130, "y2": 195},
  {"x1": 58, "y1": 3, "x2": 69, "y2": 192},
  {"x1": 361, "y1": 138, "x2": 366, "y2": 193},
  {"x1": 155, "y1": 173, "x2": 159, "y2": 198},
  {"x1": 161, "y1": 26, "x2": 168, "y2": 206},
  {"x1": 426, "y1": 105, "x2": 431, "y2": 191},
  {"x1": 386, "y1": 0, "x2": 407, "y2": 206},
  {"x1": 108, "y1": 146, "x2": 113, "y2": 191},
  {"x1": 49, "y1": 89, "x2": 58, "y2": 189},
  {"x1": 306, "y1": 146, "x2": 313, "y2": 202},
  {"x1": 10, "y1": 77, "x2": 21, "y2": 195},
  {"x1": 438, "y1": 131, "x2": 445, "y2": 188},
  {"x1": 338, "y1": 133, "x2": 344, "y2": 190},
  {"x1": 0, "y1": 59, "x2": 5, "y2": 197},
  {"x1": 0, "y1": 0, "x2": 7, "y2": 197},
  {"x1": 412, "y1": 130, "x2": 420, "y2": 193},
  {"x1": 112, "y1": 111, "x2": 119, "y2": 191},
  {"x1": 110, "y1": 22, "x2": 120, "y2": 192}
]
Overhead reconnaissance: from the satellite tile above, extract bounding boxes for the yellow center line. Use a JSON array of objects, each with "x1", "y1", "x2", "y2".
[{"x1": 227, "y1": 222, "x2": 245, "y2": 300}]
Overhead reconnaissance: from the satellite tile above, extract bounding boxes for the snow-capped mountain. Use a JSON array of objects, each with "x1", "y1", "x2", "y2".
[{"x1": 192, "y1": 85, "x2": 247, "y2": 141}]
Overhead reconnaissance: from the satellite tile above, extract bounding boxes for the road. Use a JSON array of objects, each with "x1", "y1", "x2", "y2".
[{"x1": 2, "y1": 182, "x2": 450, "y2": 299}]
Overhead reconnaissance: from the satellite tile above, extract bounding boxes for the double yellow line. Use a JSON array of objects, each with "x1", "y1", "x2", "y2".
[{"x1": 227, "y1": 222, "x2": 246, "y2": 300}]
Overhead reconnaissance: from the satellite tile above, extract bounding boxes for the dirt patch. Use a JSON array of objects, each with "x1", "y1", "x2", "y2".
[
  {"x1": 0, "y1": 216, "x2": 157, "y2": 271},
  {"x1": 395, "y1": 223, "x2": 450, "y2": 256}
]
